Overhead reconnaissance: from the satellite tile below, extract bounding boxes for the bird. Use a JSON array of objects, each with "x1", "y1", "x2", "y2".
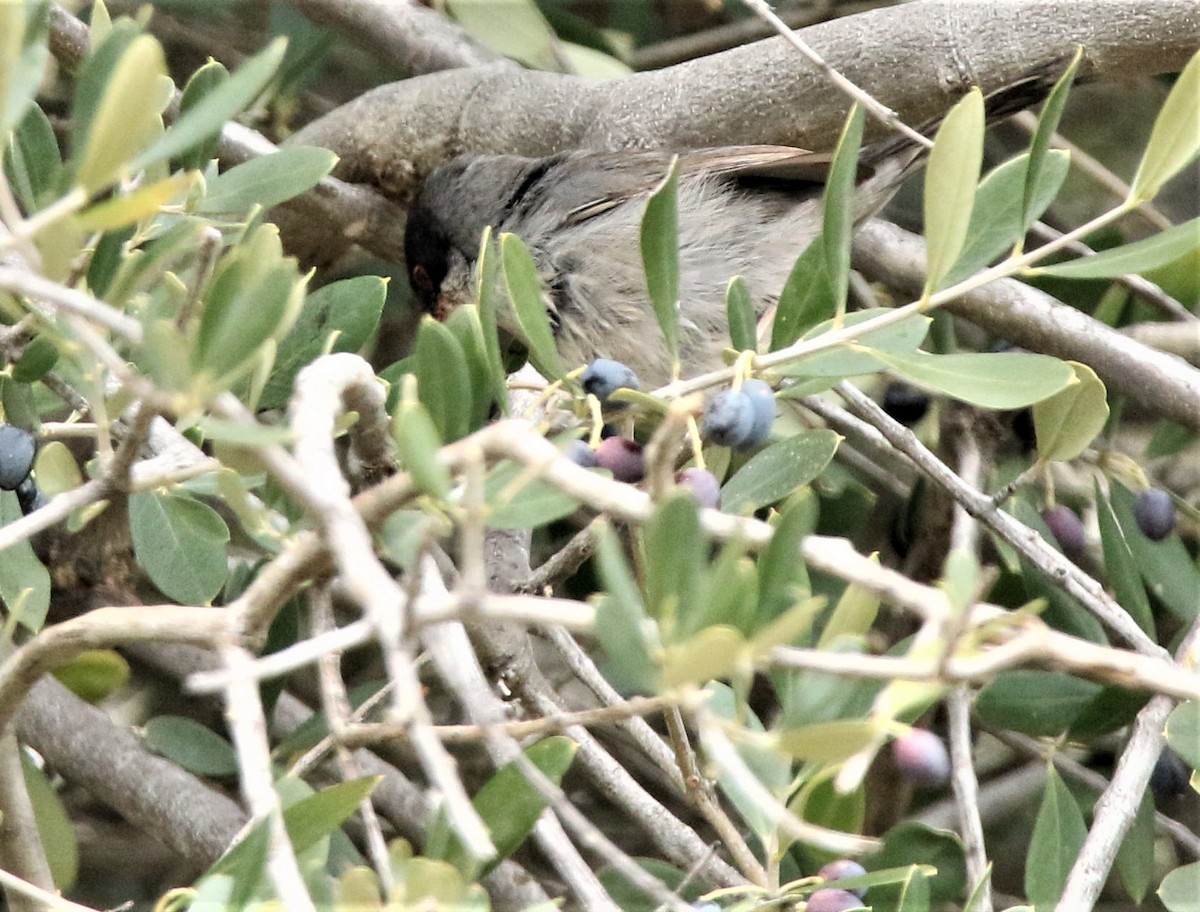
[{"x1": 403, "y1": 77, "x2": 1058, "y2": 388}]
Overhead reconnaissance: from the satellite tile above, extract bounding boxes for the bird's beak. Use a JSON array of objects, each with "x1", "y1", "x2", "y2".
[{"x1": 433, "y1": 293, "x2": 457, "y2": 322}]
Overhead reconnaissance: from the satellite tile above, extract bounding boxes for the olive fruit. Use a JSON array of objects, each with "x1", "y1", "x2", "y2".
[
  {"x1": 594, "y1": 436, "x2": 645, "y2": 483},
  {"x1": 581, "y1": 358, "x2": 639, "y2": 404},
  {"x1": 1134, "y1": 488, "x2": 1176, "y2": 541},
  {"x1": 892, "y1": 728, "x2": 951, "y2": 787}
]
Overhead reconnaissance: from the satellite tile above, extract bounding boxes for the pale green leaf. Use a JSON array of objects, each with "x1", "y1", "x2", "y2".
[
  {"x1": 1022, "y1": 48, "x2": 1082, "y2": 236},
  {"x1": 1034, "y1": 216, "x2": 1200, "y2": 279},
  {"x1": 725, "y1": 275, "x2": 757, "y2": 352},
  {"x1": 1033, "y1": 361, "x2": 1108, "y2": 461},
  {"x1": 1159, "y1": 861, "x2": 1200, "y2": 912},
  {"x1": 75, "y1": 34, "x2": 168, "y2": 194},
  {"x1": 924, "y1": 89, "x2": 985, "y2": 293},
  {"x1": 944, "y1": 150, "x2": 1070, "y2": 286},
  {"x1": 131, "y1": 39, "x2": 286, "y2": 175},
  {"x1": 0, "y1": 491, "x2": 50, "y2": 631},
  {"x1": 640, "y1": 156, "x2": 681, "y2": 366},
  {"x1": 1131, "y1": 50, "x2": 1200, "y2": 201},
  {"x1": 822, "y1": 103, "x2": 865, "y2": 317},
  {"x1": 500, "y1": 232, "x2": 565, "y2": 380},
  {"x1": 874, "y1": 350, "x2": 1074, "y2": 409},
  {"x1": 198, "y1": 146, "x2": 337, "y2": 214}
]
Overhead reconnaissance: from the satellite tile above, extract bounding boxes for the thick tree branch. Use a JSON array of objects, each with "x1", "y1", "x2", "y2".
[{"x1": 293, "y1": 0, "x2": 1199, "y2": 202}]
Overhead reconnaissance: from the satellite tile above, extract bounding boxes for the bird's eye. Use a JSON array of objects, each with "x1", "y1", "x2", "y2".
[{"x1": 410, "y1": 264, "x2": 435, "y2": 307}]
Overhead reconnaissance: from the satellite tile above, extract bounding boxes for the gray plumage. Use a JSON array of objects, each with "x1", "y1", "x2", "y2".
[{"x1": 406, "y1": 144, "x2": 913, "y2": 386}]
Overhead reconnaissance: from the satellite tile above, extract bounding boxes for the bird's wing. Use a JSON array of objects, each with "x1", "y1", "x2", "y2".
[{"x1": 555, "y1": 146, "x2": 865, "y2": 225}]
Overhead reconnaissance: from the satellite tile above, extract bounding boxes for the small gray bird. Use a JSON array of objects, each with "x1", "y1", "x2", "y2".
[{"x1": 403, "y1": 76, "x2": 1056, "y2": 386}]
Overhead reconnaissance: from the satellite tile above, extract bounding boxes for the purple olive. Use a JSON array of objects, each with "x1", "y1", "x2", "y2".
[
  {"x1": 1134, "y1": 488, "x2": 1176, "y2": 541},
  {"x1": 675, "y1": 468, "x2": 721, "y2": 510},
  {"x1": 594, "y1": 436, "x2": 645, "y2": 483},
  {"x1": 817, "y1": 859, "x2": 868, "y2": 899},
  {"x1": 892, "y1": 728, "x2": 951, "y2": 788},
  {"x1": 1042, "y1": 504, "x2": 1086, "y2": 554},
  {"x1": 806, "y1": 888, "x2": 866, "y2": 912}
]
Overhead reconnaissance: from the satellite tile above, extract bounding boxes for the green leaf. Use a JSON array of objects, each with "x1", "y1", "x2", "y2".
[
  {"x1": 725, "y1": 275, "x2": 757, "y2": 353},
  {"x1": 864, "y1": 823, "x2": 965, "y2": 903},
  {"x1": 413, "y1": 316, "x2": 472, "y2": 443},
  {"x1": 173, "y1": 59, "x2": 230, "y2": 171},
  {"x1": 12, "y1": 333, "x2": 58, "y2": 383},
  {"x1": 198, "y1": 146, "x2": 337, "y2": 215},
  {"x1": 1115, "y1": 787, "x2": 1155, "y2": 903},
  {"x1": 21, "y1": 748, "x2": 78, "y2": 890},
  {"x1": 1165, "y1": 700, "x2": 1200, "y2": 770},
  {"x1": 1022, "y1": 49, "x2": 1082, "y2": 236},
  {"x1": 774, "y1": 718, "x2": 879, "y2": 764},
  {"x1": 259, "y1": 275, "x2": 386, "y2": 410},
  {"x1": 680, "y1": 541, "x2": 756, "y2": 638},
  {"x1": 595, "y1": 524, "x2": 657, "y2": 693},
  {"x1": 924, "y1": 88, "x2": 985, "y2": 293},
  {"x1": 4, "y1": 101, "x2": 62, "y2": 212},
  {"x1": 640, "y1": 156, "x2": 681, "y2": 366},
  {"x1": 975, "y1": 671, "x2": 1102, "y2": 737},
  {"x1": 943, "y1": 150, "x2": 1070, "y2": 286},
  {"x1": 500, "y1": 232, "x2": 565, "y2": 380},
  {"x1": 1033, "y1": 361, "x2": 1108, "y2": 461},
  {"x1": 194, "y1": 225, "x2": 302, "y2": 382},
  {"x1": 0, "y1": 490, "x2": 50, "y2": 631},
  {"x1": 143, "y1": 715, "x2": 238, "y2": 778},
  {"x1": 483, "y1": 459, "x2": 579, "y2": 529},
  {"x1": 76, "y1": 172, "x2": 193, "y2": 231},
  {"x1": 1094, "y1": 482, "x2": 1154, "y2": 637},
  {"x1": 429, "y1": 737, "x2": 576, "y2": 878},
  {"x1": 1026, "y1": 767, "x2": 1088, "y2": 911},
  {"x1": 720, "y1": 430, "x2": 839, "y2": 515},
  {"x1": 128, "y1": 490, "x2": 230, "y2": 604},
  {"x1": 392, "y1": 394, "x2": 452, "y2": 499},
  {"x1": 771, "y1": 235, "x2": 832, "y2": 351},
  {"x1": 1131, "y1": 49, "x2": 1200, "y2": 201},
  {"x1": 73, "y1": 33, "x2": 168, "y2": 194},
  {"x1": 443, "y1": 305, "x2": 500, "y2": 430},
  {"x1": 644, "y1": 491, "x2": 702, "y2": 629},
  {"x1": 1159, "y1": 861, "x2": 1200, "y2": 912},
  {"x1": 1033, "y1": 216, "x2": 1200, "y2": 279},
  {"x1": 447, "y1": 0, "x2": 561, "y2": 70},
  {"x1": 473, "y1": 227, "x2": 509, "y2": 413},
  {"x1": 132, "y1": 39, "x2": 286, "y2": 176},
  {"x1": 1110, "y1": 481, "x2": 1200, "y2": 623},
  {"x1": 822, "y1": 104, "x2": 865, "y2": 316},
  {"x1": 283, "y1": 776, "x2": 381, "y2": 855},
  {"x1": 875, "y1": 350, "x2": 1074, "y2": 409},
  {"x1": 818, "y1": 576, "x2": 880, "y2": 648},
  {"x1": 756, "y1": 495, "x2": 814, "y2": 625},
  {"x1": 894, "y1": 867, "x2": 932, "y2": 912},
  {"x1": 660, "y1": 625, "x2": 746, "y2": 687},
  {"x1": 52, "y1": 649, "x2": 130, "y2": 703},
  {"x1": 779, "y1": 308, "x2": 931, "y2": 378},
  {"x1": 0, "y1": 0, "x2": 49, "y2": 136}
]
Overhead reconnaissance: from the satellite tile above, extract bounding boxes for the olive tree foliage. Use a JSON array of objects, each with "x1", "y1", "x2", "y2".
[{"x1": 0, "y1": 1, "x2": 1198, "y2": 910}]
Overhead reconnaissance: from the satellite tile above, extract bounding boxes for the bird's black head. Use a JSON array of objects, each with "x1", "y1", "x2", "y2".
[{"x1": 404, "y1": 154, "x2": 545, "y2": 318}]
